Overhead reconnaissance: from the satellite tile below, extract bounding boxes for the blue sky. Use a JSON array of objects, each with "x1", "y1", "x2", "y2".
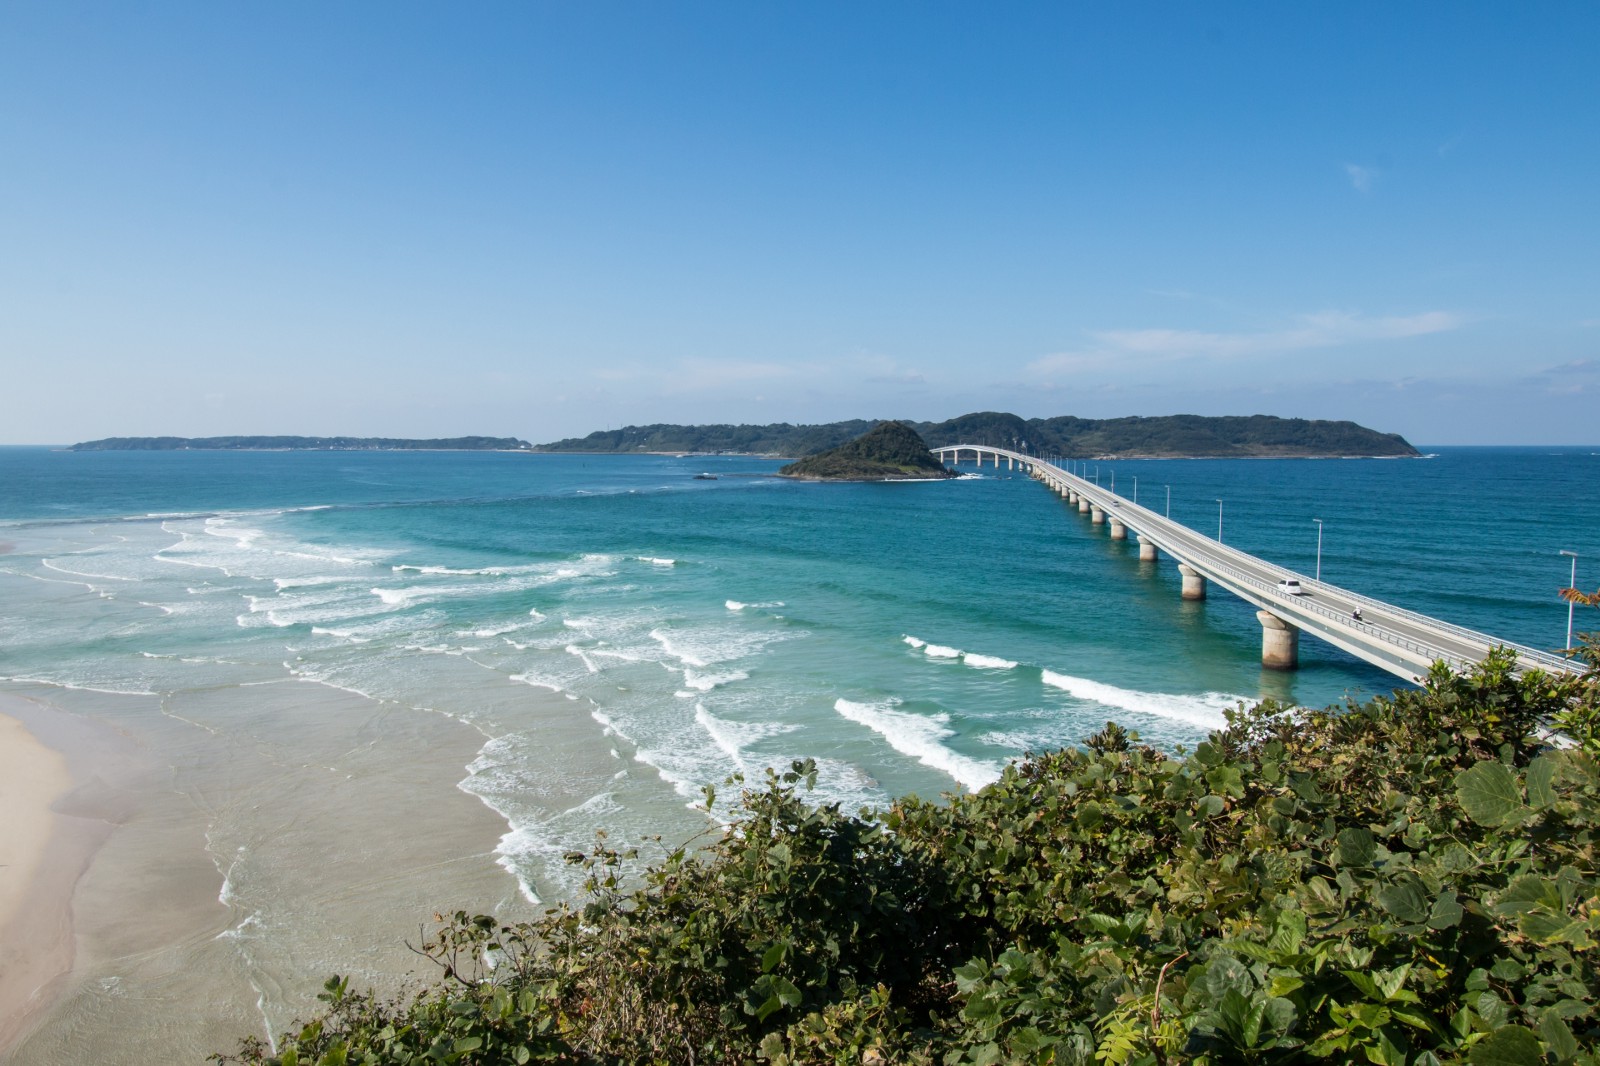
[{"x1": 3, "y1": 3, "x2": 1596, "y2": 445}]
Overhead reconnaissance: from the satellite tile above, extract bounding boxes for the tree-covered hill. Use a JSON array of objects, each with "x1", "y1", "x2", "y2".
[
  {"x1": 68, "y1": 436, "x2": 533, "y2": 451},
  {"x1": 777, "y1": 422, "x2": 955, "y2": 480},
  {"x1": 535, "y1": 413, "x2": 1419, "y2": 458},
  {"x1": 221, "y1": 627, "x2": 1600, "y2": 1065}
]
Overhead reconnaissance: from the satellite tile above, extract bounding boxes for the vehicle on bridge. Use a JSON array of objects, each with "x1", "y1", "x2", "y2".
[{"x1": 1278, "y1": 578, "x2": 1308, "y2": 596}]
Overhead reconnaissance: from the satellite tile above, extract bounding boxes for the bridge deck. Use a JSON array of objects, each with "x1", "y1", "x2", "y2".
[{"x1": 935, "y1": 445, "x2": 1578, "y2": 682}]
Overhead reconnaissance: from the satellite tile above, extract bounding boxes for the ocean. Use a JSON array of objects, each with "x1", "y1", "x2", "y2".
[{"x1": 0, "y1": 443, "x2": 1594, "y2": 1059}]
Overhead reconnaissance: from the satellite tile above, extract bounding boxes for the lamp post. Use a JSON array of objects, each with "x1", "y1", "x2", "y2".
[
  {"x1": 1216, "y1": 499, "x2": 1224, "y2": 543},
  {"x1": 1313, "y1": 518, "x2": 1324, "y2": 582},
  {"x1": 1132, "y1": 476, "x2": 1138, "y2": 505},
  {"x1": 1164, "y1": 485, "x2": 1170, "y2": 518},
  {"x1": 1562, "y1": 550, "x2": 1580, "y2": 650}
]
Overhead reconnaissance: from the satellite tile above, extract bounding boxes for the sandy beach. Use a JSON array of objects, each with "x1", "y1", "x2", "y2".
[
  {"x1": 0, "y1": 697, "x2": 100, "y2": 1055},
  {"x1": 0, "y1": 679, "x2": 536, "y2": 1066}
]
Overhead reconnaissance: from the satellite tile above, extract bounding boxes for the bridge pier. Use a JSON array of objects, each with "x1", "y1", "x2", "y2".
[
  {"x1": 1138, "y1": 536, "x2": 1157, "y2": 562},
  {"x1": 1179, "y1": 563, "x2": 1206, "y2": 600},
  {"x1": 1109, "y1": 518, "x2": 1126, "y2": 540},
  {"x1": 1256, "y1": 611, "x2": 1300, "y2": 670},
  {"x1": 1078, "y1": 497, "x2": 1090, "y2": 513},
  {"x1": 1091, "y1": 506, "x2": 1105, "y2": 525}
]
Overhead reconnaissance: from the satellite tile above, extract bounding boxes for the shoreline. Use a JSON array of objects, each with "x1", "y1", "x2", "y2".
[
  {"x1": 0, "y1": 676, "x2": 534, "y2": 1064},
  {"x1": 0, "y1": 695, "x2": 117, "y2": 1056}
]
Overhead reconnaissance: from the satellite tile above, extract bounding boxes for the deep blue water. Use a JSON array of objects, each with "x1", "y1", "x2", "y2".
[{"x1": 1, "y1": 443, "x2": 1595, "y2": 900}]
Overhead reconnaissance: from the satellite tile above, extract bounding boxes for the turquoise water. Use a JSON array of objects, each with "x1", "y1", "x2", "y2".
[{"x1": 2, "y1": 445, "x2": 1596, "y2": 904}]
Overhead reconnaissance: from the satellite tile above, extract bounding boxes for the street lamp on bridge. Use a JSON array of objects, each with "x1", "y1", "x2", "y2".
[
  {"x1": 1216, "y1": 499, "x2": 1224, "y2": 543},
  {"x1": 1164, "y1": 485, "x2": 1170, "y2": 518},
  {"x1": 1132, "y1": 476, "x2": 1138, "y2": 505},
  {"x1": 1562, "y1": 549, "x2": 1580, "y2": 650},
  {"x1": 1313, "y1": 518, "x2": 1324, "y2": 581}
]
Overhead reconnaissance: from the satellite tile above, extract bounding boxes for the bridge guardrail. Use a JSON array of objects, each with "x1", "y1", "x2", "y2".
[{"x1": 938, "y1": 446, "x2": 1579, "y2": 678}]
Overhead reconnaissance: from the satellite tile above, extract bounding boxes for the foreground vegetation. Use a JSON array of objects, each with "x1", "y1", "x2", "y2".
[{"x1": 221, "y1": 632, "x2": 1599, "y2": 1065}]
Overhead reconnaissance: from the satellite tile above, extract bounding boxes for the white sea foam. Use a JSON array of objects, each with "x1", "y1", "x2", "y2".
[
  {"x1": 693, "y1": 704, "x2": 798, "y2": 776},
  {"x1": 902, "y1": 635, "x2": 927, "y2": 648},
  {"x1": 923, "y1": 644, "x2": 961, "y2": 659},
  {"x1": 42, "y1": 559, "x2": 134, "y2": 582},
  {"x1": 509, "y1": 672, "x2": 564, "y2": 692},
  {"x1": 636, "y1": 556, "x2": 676, "y2": 567},
  {"x1": 1040, "y1": 670, "x2": 1239, "y2": 730},
  {"x1": 566, "y1": 645, "x2": 600, "y2": 674},
  {"x1": 727, "y1": 600, "x2": 785, "y2": 611},
  {"x1": 963, "y1": 653, "x2": 1018, "y2": 670},
  {"x1": 682, "y1": 667, "x2": 750, "y2": 692},
  {"x1": 832, "y1": 698, "x2": 1002, "y2": 791}
]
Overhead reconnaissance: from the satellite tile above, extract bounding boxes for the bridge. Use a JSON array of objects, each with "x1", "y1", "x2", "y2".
[{"x1": 934, "y1": 444, "x2": 1578, "y2": 683}]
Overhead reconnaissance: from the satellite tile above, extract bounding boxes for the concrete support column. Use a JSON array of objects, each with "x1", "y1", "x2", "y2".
[
  {"x1": 1256, "y1": 610, "x2": 1300, "y2": 670},
  {"x1": 1078, "y1": 497, "x2": 1090, "y2": 513},
  {"x1": 1179, "y1": 563, "x2": 1206, "y2": 600},
  {"x1": 1109, "y1": 519, "x2": 1126, "y2": 540},
  {"x1": 1091, "y1": 506, "x2": 1105, "y2": 525},
  {"x1": 1138, "y1": 536, "x2": 1158, "y2": 562}
]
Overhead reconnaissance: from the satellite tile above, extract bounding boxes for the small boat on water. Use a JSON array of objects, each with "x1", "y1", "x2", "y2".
[{"x1": 693, "y1": 473, "x2": 718, "y2": 480}]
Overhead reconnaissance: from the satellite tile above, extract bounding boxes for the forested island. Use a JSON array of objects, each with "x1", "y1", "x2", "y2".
[
  {"x1": 68, "y1": 435, "x2": 533, "y2": 452},
  {"x1": 777, "y1": 421, "x2": 956, "y2": 481},
  {"x1": 537, "y1": 412, "x2": 1420, "y2": 459}
]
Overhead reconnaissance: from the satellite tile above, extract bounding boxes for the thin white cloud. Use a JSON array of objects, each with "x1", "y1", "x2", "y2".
[
  {"x1": 1093, "y1": 310, "x2": 1460, "y2": 359},
  {"x1": 1026, "y1": 310, "x2": 1462, "y2": 379},
  {"x1": 1344, "y1": 163, "x2": 1377, "y2": 192}
]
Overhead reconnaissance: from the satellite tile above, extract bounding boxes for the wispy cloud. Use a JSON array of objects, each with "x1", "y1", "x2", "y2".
[
  {"x1": 1344, "y1": 163, "x2": 1377, "y2": 193},
  {"x1": 1094, "y1": 310, "x2": 1460, "y2": 358},
  {"x1": 1026, "y1": 310, "x2": 1462, "y2": 378}
]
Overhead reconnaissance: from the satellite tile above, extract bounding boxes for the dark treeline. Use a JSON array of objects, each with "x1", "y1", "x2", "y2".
[
  {"x1": 68, "y1": 436, "x2": 534, "y2": 452},
  {"x1": 536, "y1": 412, "x2": 1419, "y2": 459}
]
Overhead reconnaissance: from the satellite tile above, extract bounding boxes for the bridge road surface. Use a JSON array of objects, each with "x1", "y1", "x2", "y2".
[{"x1": 935, "y1": 445, "x2": 1579, "y2": 684}]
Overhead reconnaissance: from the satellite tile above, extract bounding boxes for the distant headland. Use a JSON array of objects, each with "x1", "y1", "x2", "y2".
[
  {"x1": 536, "y1": 412, "x2": 1420, "y2": 459},
  {"x1": 67, "y1": 435, "x2": 533, "y2": 452}
]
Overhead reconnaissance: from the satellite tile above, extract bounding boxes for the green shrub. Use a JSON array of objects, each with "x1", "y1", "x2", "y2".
[{"x1": 218, "y1": 648, "x2": 1599, "y2": 1066}]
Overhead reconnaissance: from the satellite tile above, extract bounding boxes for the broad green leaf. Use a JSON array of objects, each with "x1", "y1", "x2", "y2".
[
  {"x1": 1455, "y1": 761, "x2": 1522, "y2": 826},
  {"x1": 1537, "y1": 1011, "x2": 1581, "y2": 1063},
  {"x1": 1378, "y1": 880, "x2": 1430, "y2": 924},
  {"x1": 1519, "y1": 912, "x2": 1591, "y2": 948},
  {"x1": 1467, "y1": 1025, "x2": 1542, "y2": 1066},
  {"x1": 1525, "y1": 754, "x2": 1557, "y2": 809},
  {"x1": 1268, "y1": 908, "x2": 1306, "y2": 956},
  {"x1": 1428, "y1": 891, "x2": 1465, "y2": 930},
  {"x1": 1494, "y1": 876, "x2": 1559, "y2": 917},
  {"x1": 1205, "y1": 956, "x2": 1253, "y2": 1001},
  {"x1": 1337, "y1": 827, "x2": 1376, "y2": 868}
]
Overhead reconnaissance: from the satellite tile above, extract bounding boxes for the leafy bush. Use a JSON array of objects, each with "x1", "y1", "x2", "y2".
[{"x1": 218, "y1": 648, "x2": 1598, "y2": 1066}]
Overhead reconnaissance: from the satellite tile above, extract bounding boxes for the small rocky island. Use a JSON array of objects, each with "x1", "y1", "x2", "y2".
[{"x1": 778, "y1": 421, "x2": 956, "y2": 481}]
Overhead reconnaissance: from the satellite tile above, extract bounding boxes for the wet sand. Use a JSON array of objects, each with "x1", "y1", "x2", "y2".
[
  {"x1": 0, "y1": 699, "x2": 90, "y2": 1054},
  {"x1": 0, "y1": 683, "x2": 537, "y2": 1065}
]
